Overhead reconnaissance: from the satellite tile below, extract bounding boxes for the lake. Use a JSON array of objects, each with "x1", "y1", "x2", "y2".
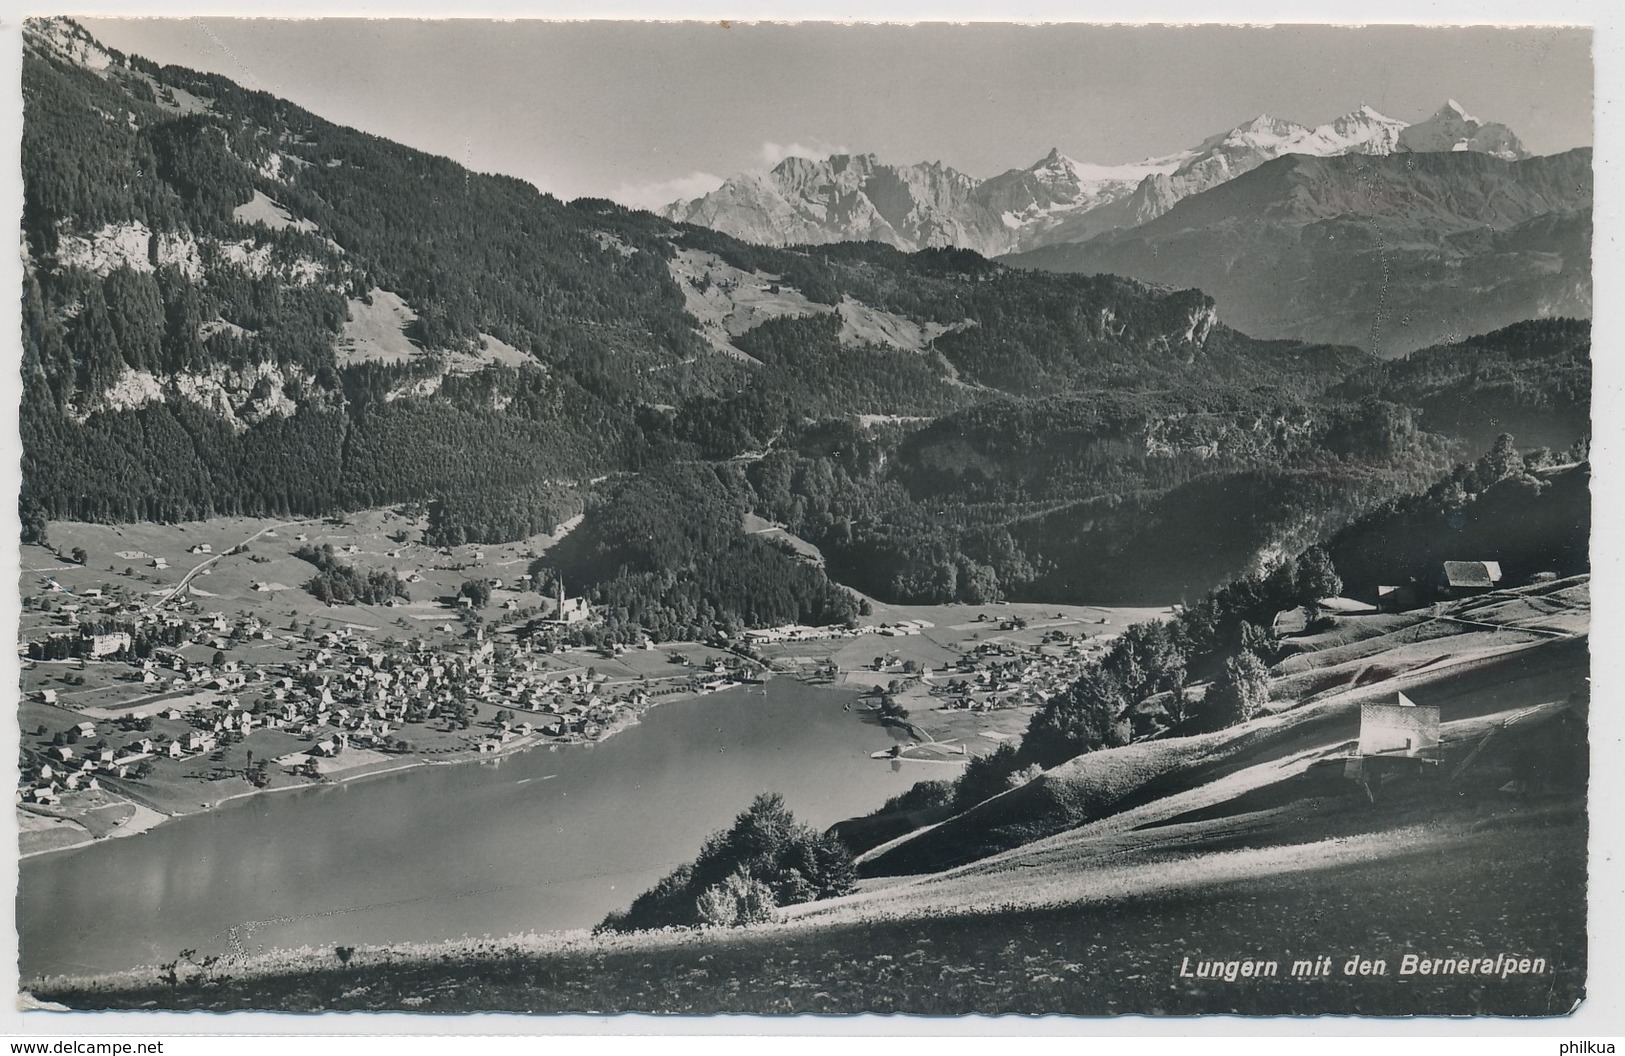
[{"x1": 19, "y1": 680, "x2": 940, "y2": 979}]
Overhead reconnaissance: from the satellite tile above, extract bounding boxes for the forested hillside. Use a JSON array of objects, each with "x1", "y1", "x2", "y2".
[
  {"x1": 1329, "y1": 318, "x2": 1591, "y2": 452},
  {"x1": 1327, "y1": 438, "x2": 1590, "y2": 598},
  {"x1": 536, "y1": 465, "x2": 863, "y2": 641}
]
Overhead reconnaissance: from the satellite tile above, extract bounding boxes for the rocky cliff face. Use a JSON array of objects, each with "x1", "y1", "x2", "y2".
[
  {"x1": 87, "y1": 361, "x2": 324, "y2": 431},
  {"x1": 664, "y1": 153, "x2": 1009, "y2": 252}
]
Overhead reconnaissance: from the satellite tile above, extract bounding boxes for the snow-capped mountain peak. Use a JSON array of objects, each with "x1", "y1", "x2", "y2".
[
  {"x1": 1204, "y1": 114, "x2": 1310, "y2": 152},
  {"x1": 1301, "y1": 104, "x2": 1408, "y2": 155},
  {"x1": 662, "y1": 98, "x2": 1537, "y2": 255},
  {"x1": 1028, "y1": 148, "x2": 1081, "y2": 181},
  {"x1": 1443, "y1": 98, "x2": 1478, "y2": 122},
  {"x1": 1398, "y1": 99, "x2": 1528, "y2": 161},
  {"x1": 1334, "y1": 103, "x2": 1403, "y2": 132},
  {"x1": 1239, "y1": 113, "x2": 1294, "y2": 134}
]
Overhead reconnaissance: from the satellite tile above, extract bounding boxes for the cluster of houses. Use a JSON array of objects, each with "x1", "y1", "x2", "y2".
[
  {"x1": 220, "y1": 628, "x2": 659, "y2": 758},
  {"x1": 17, "y1": 706, "x2": 242, "y2": 804},
  {"x1": 930, "y1": 635, "x2": 1099, "y2": 713},
  {"x1": 742, "y1": 619, "x2": 934, "y2": 647},
  {"x1": 17, "y1": 581, "x2": 638, "y2": 806},
  {"x1": 20, "y1": 719, "x2": 154, "y2": 804}
]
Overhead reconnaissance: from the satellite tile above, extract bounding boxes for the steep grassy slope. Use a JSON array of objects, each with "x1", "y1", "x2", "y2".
[{"x1": 860, "y1": 609, "x2": 1586, "y2": 876}]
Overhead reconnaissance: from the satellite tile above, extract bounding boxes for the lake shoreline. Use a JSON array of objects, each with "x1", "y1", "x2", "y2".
[
  {"x1": 21, "y1": 676, "x2": 915, "y2": 980},
  {"x1": 19, "y1": 669, "x2": 767, "y2": 851},
  {"x1": 19, "y1": 672, "x2": 836, "y2": 863}
]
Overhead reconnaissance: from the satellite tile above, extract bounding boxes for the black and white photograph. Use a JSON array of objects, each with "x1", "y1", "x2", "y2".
[{"x1": 5, "y1": 10, "x2": 1601, "y2": 1023}]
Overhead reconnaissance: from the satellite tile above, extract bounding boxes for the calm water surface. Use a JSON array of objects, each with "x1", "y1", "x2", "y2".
[{"x1": 20, "y1": 681, "x2": 937, "y2": 978}]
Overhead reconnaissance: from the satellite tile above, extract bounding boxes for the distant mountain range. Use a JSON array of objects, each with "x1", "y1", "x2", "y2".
[
  {"x1": 1007, "y1": 148, "x2": 1592, "y2": 357},
  {"x1": 661, "y1": 101, "x2": 1530, "y2": 257}
]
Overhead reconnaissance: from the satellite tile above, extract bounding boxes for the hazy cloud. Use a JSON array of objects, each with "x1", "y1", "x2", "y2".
[
  {"x1": 608, "y1": 170, "x2": 726, "y2": 211},
  {"x1": 758, "y1": 139, "x2": 850, "y2": 168}
]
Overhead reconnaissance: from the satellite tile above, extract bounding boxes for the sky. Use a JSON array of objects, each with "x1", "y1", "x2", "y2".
[{"x1": 79, "y1": 18, "x2": 1594, "y2": 209}]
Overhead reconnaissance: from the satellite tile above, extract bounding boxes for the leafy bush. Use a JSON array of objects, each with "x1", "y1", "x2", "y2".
[
  {"x1": 1006, "y1": 763, "x2": 1045, "y2": 790},
  {"x1": 876, "y1": 779, "x2": 955, "y2": 815},
  {"x1": 952, "y1": 742, "x2": 1024, "y2": 812},
  {"x1": 694, "y1": 869, "x2": 778, "y2": 928}
]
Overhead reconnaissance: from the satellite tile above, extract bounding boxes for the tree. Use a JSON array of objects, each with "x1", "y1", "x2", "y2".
[
  {"x1": 459, "y1": 578, "x2": 492, "y2": 608},
  {"x1": 1238, "y1": 620, "x2": 1272, "y2": 655},
  {"x1": 602, "y1": 791, "x2": 855, "y2": 932},
  {"x1": 1019, "y1": 667, "x2": 1127, "y2": 767},
  {"x1": 1480, "y1": 432, "x2": 1522, "y2": 483},
  {"x1": 1208, "y1": 652, "x2": 1272, "y2": 727},
  {"x1": 1167, "y1": 667, "x2": 1191, "y2": 728},
  {"x1": 952, "y1": 741, "x2": 1023, "y2": 810},
  {"x1": 70, "y1": 547, "x2": 87, "y2": 565},
  {"x1": 1293, "y1": 547, "x2": 1343, "y2": 605}
]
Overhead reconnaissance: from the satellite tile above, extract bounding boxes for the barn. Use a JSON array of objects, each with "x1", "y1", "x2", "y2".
[
  {"x1": 1358, "y1": 691, "x2": 1440, "y2": 758},
  {"x1": 1376, "y1": 583, "x2": 1419, "y2": 613},
  {"x1": 1438, "y1": 560, "x2": 1503, "y2": 598}
]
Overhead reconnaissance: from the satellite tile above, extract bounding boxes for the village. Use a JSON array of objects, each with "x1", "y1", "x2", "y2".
[
  {"x1": 16, "y1": 584, "x2": 1117, "y2": 835},
  {"x1": 14, "y1": 510, "x2": 792, "y2": 853}
]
